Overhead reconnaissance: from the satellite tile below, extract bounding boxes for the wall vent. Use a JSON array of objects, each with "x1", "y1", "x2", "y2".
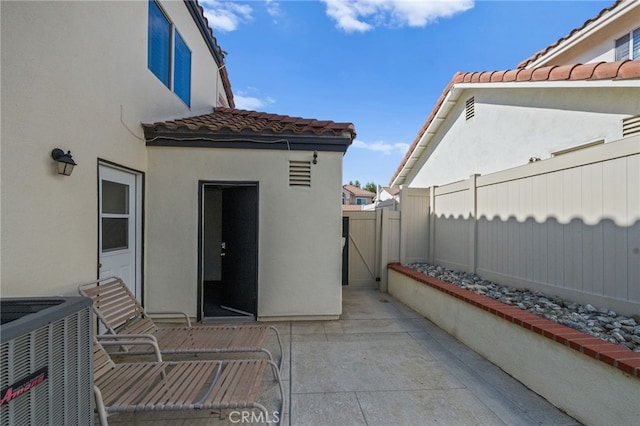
[
  {"x1": 622, "y1": 114, "x2": 640, "y2": 137},
  {"x1": 289, "y1": 161, "x2": 311, "y2": 187},
  {"x1": 465, "y1": 97, "x2": 475, "y2": 121}
]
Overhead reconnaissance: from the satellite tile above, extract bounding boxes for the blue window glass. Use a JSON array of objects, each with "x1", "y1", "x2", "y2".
[
  {"x1": 148, "y1": 0, "x2": 170, "y2": 87},
  {"x1": 633, "y1": 28, "x2": 640, "y2": 60},
  {"x1": 174, "y1": 32, "x2": 191, "y2": 106}
]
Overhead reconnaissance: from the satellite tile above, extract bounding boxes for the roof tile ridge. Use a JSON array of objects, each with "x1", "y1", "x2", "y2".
[
  {"x1": 531, "y1": 65, "x2": 558, "y2": 81},
  {"x1": 489, "y1": 70, "x2": 508, "y2": 82},
  {"x1": 591, "y1": 60, "x2": 627, "y2": 80},
  {"x1": 515, "y1": 68, "x2": 534, "y2": 82},
  {"x1": 502, "y1": 68, "x2": 519, "y2": 82},
  {"x1": 615, "y1": 59, "x2": 640, "y2": 80},
  {"x1": 478, "y1": 71, "x2": 496, "y2": 83},
  {"x1": 570, "y1": 61, "x2": 605, "y2": 80},
  {"x1": 548, "y1": 63, "x2": 581, "y2": 80},
  {"x1": 452, "y1": 72, "x2": 466, "y2": 84}
]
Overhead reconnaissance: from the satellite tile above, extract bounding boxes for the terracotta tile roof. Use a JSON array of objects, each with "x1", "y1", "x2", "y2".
[
  {"x1": 343, "y1": 184, "x2": 375, "y2": 197},
  {"x1": 390, "y1": 60, "x2": 640, "y2": 186},
  {"x1": 517, "y1": 0, "x2": 625, "y2": 69},
  {"x1": 143, "y1": 107, "x2": 356, "y2": 140}
]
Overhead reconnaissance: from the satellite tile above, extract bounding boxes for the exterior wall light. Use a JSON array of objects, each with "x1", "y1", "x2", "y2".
[
  {"x1": 51, "y1": 148, "x2": 77, "y2": 176},
  {"x1": 313, "y1": 150, "x2": 318, "y2": 164}
]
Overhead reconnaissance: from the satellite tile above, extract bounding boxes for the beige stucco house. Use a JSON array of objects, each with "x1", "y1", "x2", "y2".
[
  {"x1": 341, "y1": 184, "x2": 375, "y2": 209},
  {"x1": 1, "y1": 0, "x2": 355, "y2": 321},
  {"x1": 391, "y1": 0, "x2": 640, "y2": 188}
]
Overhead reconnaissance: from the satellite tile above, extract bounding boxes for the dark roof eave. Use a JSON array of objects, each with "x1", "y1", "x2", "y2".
[
  {"x1": 185, "y1": 0, "x2": 224, "y2": 65},
  {"x1": 145, "y1": 129, "x2": 353, "y2": 153}
]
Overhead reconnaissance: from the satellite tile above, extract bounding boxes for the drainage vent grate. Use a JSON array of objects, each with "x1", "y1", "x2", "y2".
[
  {"x1": 289, "y1": 161, "x2": 311, "y2": 187},
  {"x1": 622, "y1": 114, "x2": 640, "y2": 137}
]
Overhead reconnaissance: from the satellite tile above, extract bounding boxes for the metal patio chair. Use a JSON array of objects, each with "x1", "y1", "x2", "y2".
[
  {"x1": 79, "y1": 276, "x2": 283, "y2": 370},
  {"x1": 93, "y1": 337, "x2": 284, "y2": 425}
]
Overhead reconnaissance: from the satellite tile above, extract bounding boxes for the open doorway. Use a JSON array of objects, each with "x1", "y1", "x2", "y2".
[{"x1": 199, "y1": 182, "x2": 258, "y2": 321}]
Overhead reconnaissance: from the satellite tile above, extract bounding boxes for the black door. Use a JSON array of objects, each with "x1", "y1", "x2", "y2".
[
  {"x1": 220, "y1": 185, "x2": 258, "y2": 315},
  {"x1": 200, "y1": 183, "x2": 258, "y2": 319}
]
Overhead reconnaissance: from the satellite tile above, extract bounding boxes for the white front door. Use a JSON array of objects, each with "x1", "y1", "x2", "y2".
[{"x1": 99, "y1": 165, "x2": 141, "y2": 298}]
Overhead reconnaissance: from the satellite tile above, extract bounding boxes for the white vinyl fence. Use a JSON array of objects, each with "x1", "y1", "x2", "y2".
[{"x1": 347, "y1": 135, "x2": 639, "y2": 315}]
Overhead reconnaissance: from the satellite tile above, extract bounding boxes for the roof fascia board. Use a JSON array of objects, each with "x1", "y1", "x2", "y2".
[
  {"x1": 525, "y1": 1, "x2": 637, "y2": 69},
  {"x1": 391, "y1": 88, "x2": 461, "y2": 186}
]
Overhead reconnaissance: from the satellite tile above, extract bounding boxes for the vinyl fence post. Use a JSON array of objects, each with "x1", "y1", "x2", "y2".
[
  {"x1": 429, "y1": 186, "x2": 437, "y2": 264},
  {"x1": 469, "y1": 174, "x2": 480, "y2": 273},
  {"x1": 379, "y1": 208, "x2": 389, "y2": 292}
]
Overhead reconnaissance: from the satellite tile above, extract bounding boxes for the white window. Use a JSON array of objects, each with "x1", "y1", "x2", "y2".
[{"x1": 615, "y1": 27, "x2": 640, "y2": 61}]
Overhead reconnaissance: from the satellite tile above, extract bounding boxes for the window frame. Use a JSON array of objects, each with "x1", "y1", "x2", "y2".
[
  {"x1": 173, "y1": 29, "x2": 192, "y2": 106},
  {"x1": 615, "y1": 27, "x2": 640, "y2": 61},
  {"x1": 147, "y1": 0, "x2": 192, "y2": 106}
]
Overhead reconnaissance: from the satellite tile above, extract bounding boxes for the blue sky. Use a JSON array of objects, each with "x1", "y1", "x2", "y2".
[{"x1": 200, "y1": 0, "x2": 611, "y2": 187}]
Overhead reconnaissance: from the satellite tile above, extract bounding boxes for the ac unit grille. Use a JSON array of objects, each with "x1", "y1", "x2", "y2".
[
  {"x1": 1, "y1": 298, "x2": 93, "y2": 426},
  {"x1": 289, "y1": 160, "x2": 311, "y2": 187},
  {"x1": 622, "y1": 114, "x2": 640, "y2": 137}
]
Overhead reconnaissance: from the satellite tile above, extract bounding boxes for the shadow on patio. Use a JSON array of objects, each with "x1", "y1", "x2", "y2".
[{"x1": 103, "y1": 286, "x2": 578, "y2": 425}]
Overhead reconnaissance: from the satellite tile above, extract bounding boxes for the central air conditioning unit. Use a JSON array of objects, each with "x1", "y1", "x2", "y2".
[{"x1": 1, "y1": 297, "x2": 93, "y2": 426}]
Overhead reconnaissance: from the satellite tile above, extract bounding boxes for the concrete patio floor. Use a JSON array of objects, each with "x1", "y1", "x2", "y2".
[{"x1": 103, "y1": 286, "x2": 579, "y2": 426}]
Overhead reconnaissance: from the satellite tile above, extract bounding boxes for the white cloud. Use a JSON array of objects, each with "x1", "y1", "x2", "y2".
[
  {"x1": 233, "y1": 91, "x2": 275, "y2": 111},
  {"x1": 321, "y1": 0, "x2": 474, "y2": 33},
  {"x1": 352, "y1": 139, "x2": 409, "y2": 155},
  {"x1": 199, "y1": 0, "x2": 253, "y2": 32},
  {"x1": 266, "y1": 0, "x2": 283, "y2": 21}
]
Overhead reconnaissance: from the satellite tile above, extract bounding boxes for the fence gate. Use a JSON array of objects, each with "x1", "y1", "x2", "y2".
[{"x1": 343, "y1": 211, "x2": 378, "y2": 288}]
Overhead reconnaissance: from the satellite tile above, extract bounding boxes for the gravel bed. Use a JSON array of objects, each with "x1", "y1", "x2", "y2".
[{"x1": 407, "y1": 263, "x2": 640, "y2": 352}]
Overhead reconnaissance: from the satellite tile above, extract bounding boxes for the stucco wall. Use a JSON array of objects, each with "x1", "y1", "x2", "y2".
[
  {"x1": 146, "y1": 147, "x2": 344, "y2": 319},
  {"x1": 1, "y1": 1, "x2": 227, "y2": 296},
  {"x1": 406, "y1": 86, "x2": 640, "y2": 188}
]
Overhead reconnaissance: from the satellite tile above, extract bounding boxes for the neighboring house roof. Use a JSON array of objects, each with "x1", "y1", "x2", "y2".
[
  {"x1": 343, "y1": 185, "x2": 375, "y2": 197},
  {"x1": 389, "y1": 60, "x2": 640, "y2": 186},
  {"x1": 517, "y1": 0, "x2": 630, "y2": 69},
  {"x1": 342, "y1": 204, "x2": 365, "y2": 211},
  {"x1": 143, "y1": 107, "x2": 356, "y2": 152},
  {"x1": 383, "y1": 187, "x2": 400, "y2": 196}
]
